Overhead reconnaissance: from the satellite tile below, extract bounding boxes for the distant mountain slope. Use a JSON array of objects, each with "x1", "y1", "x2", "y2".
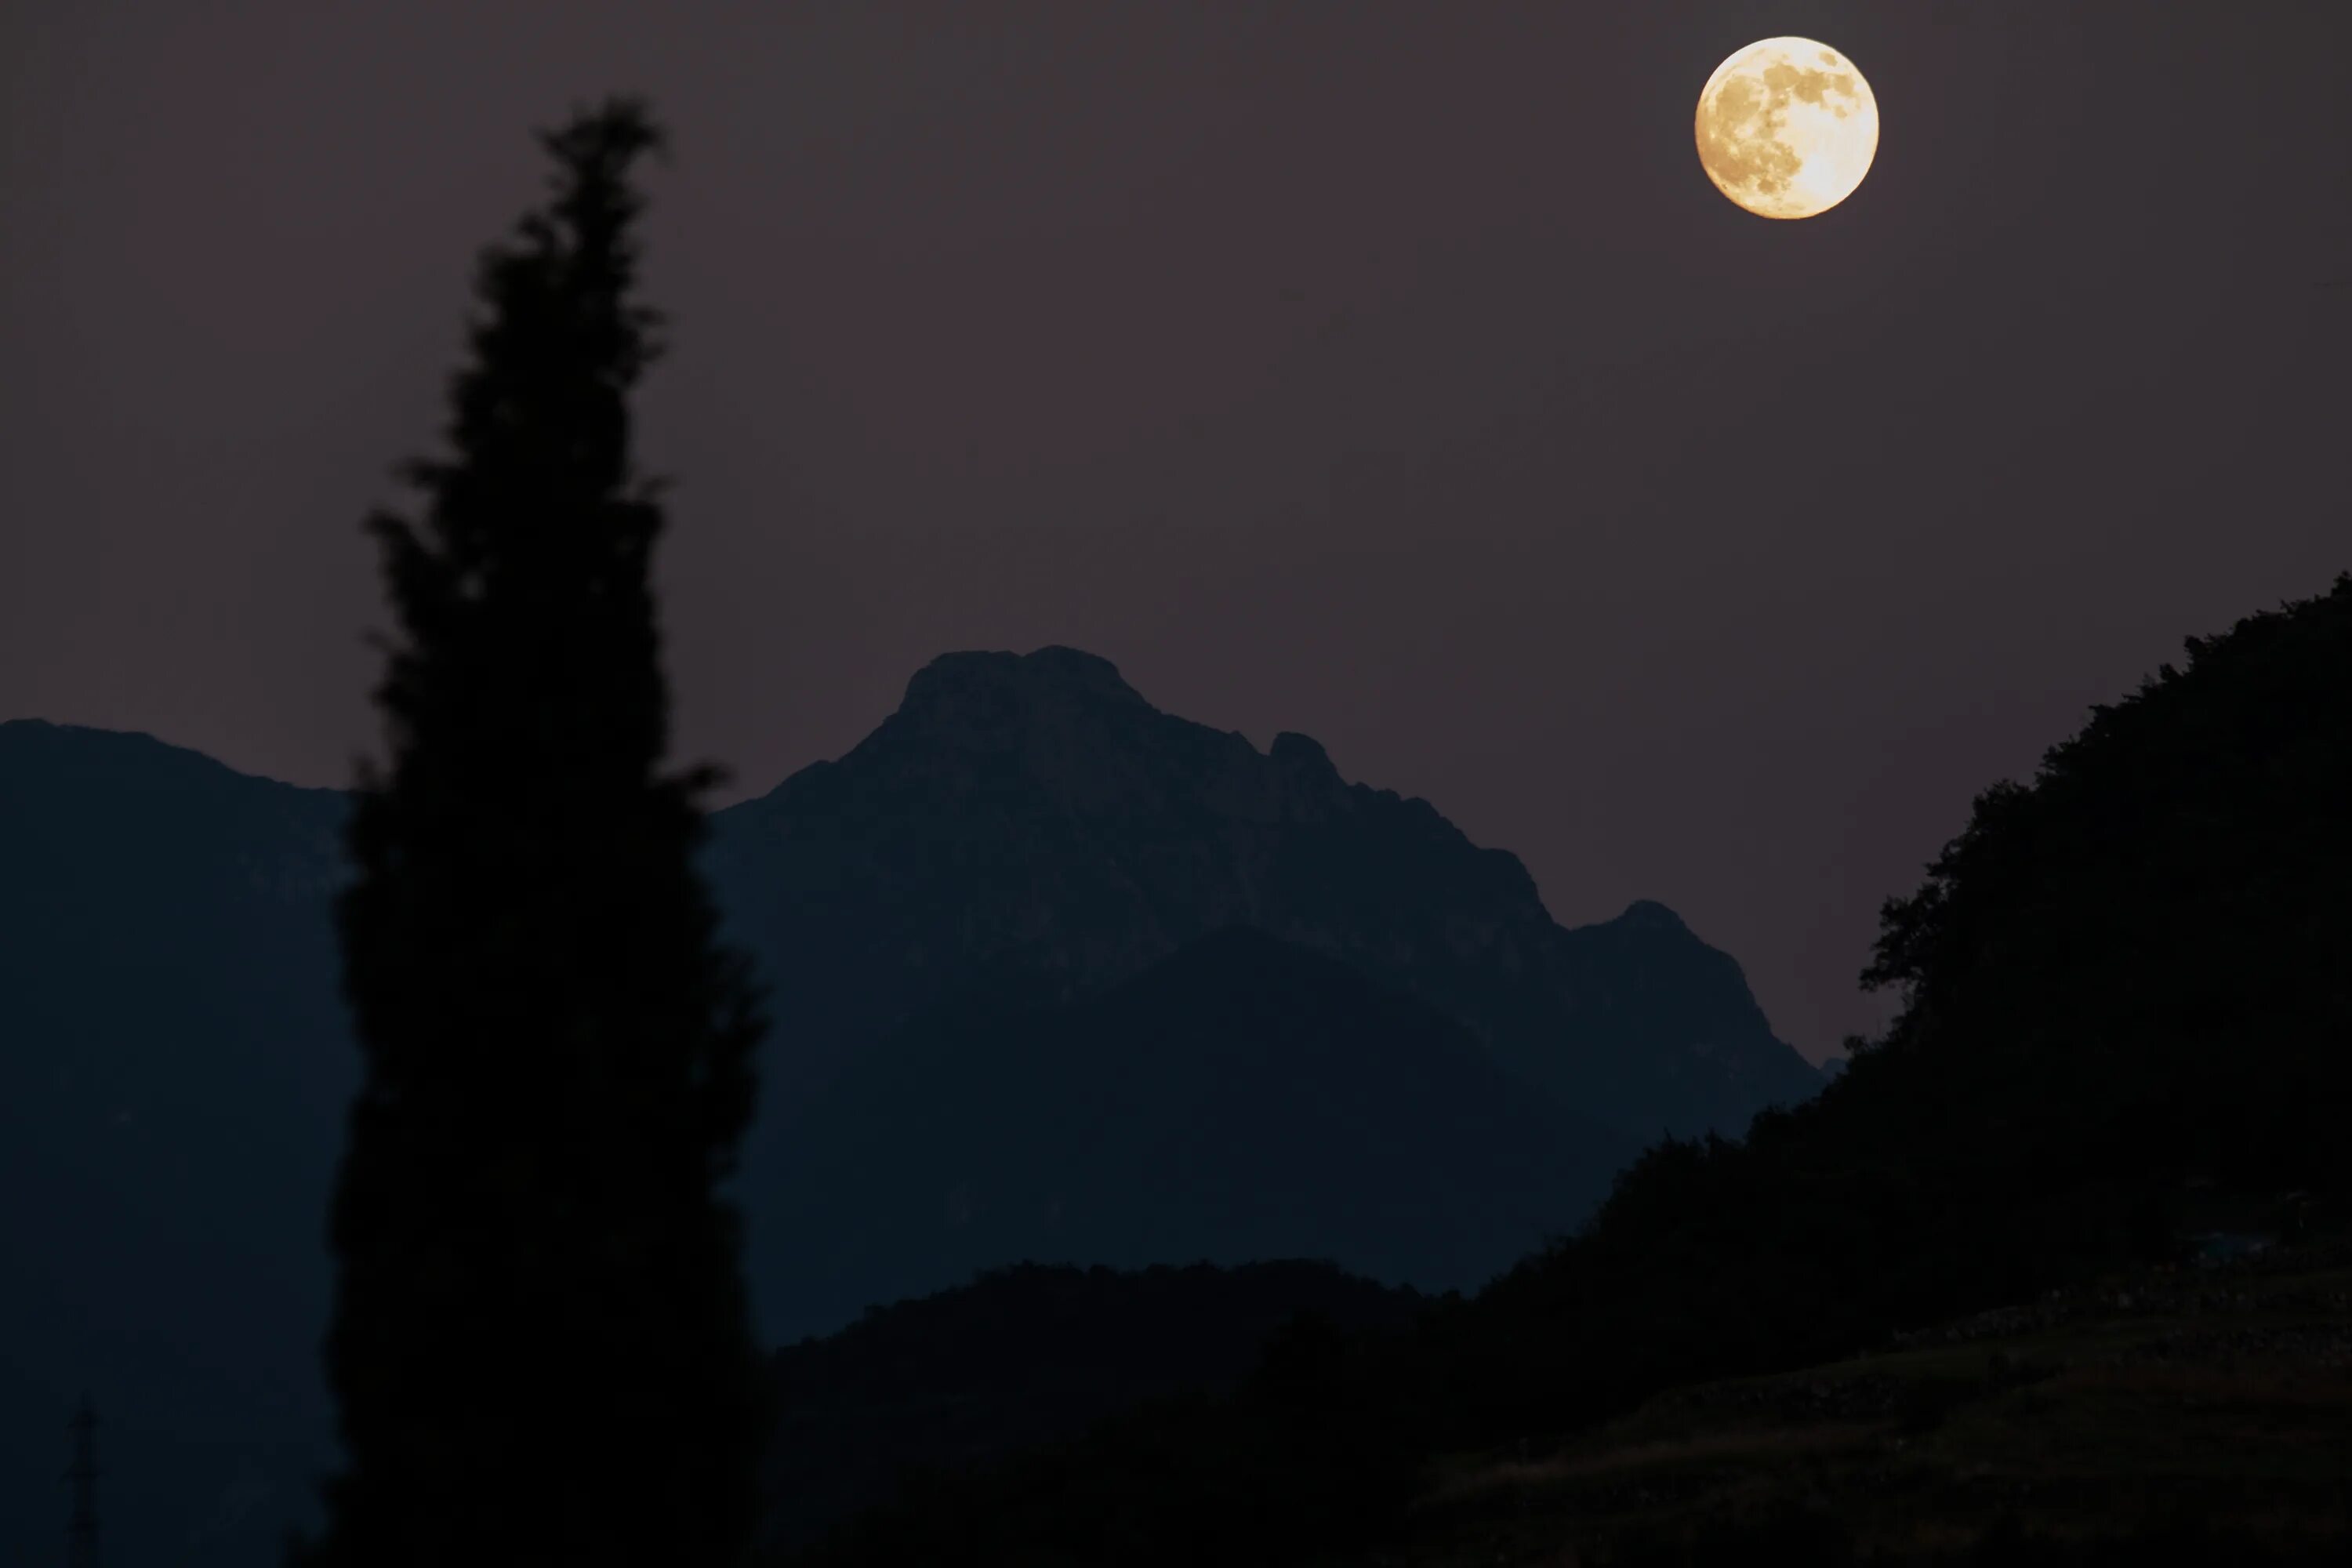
[
  {"x1": 704, "y1": 646, "x2": 1820, "y2": 1146},
  {"x1": 754, "y1": 924, "x2": 1639, "y2": 1339},
  {"x1": 0, "y1": 719, "x2": 355, "y2": 1568}
]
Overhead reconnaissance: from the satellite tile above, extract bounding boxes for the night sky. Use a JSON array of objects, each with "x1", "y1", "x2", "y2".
[{"x1": 2, "y1": 2, "x2": 2345, "y2": 1059}]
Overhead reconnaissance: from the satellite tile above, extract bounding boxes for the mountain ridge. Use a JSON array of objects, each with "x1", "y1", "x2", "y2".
[{"x1": 706, "y1": 644, "x2": 1820, "y2": 1142}]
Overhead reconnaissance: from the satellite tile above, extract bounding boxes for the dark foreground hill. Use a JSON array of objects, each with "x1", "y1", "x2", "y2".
[
  {"x1": 773, "y1": 573, "x2": 2352, "y2": 1564},
  {"x1": 753, "y1": 1259, "x2": 1425, "y2": 1555},
  {"x1": 782, "y1": 1240, "x2": 2352, "y2": 1568},
  {"x1": 1446, "y1": 572, "x2": 2352, "y2": 1438},
  {"x1": 755, "y1": 924, "x2": 1638, "y2": 1338},
  {"x1": 1403, "y1": 1241, "x2": 2352, "y2": 1566}
]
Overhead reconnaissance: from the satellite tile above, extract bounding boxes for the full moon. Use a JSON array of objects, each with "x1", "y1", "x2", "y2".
[{"x1": 1694, "y1": 38, "x2": 1879, "y2": 220}]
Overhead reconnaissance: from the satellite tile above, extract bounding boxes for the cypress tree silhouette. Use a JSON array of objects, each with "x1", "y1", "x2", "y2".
[{"x1": 289, "y1": 98, "x2": 771, "y2": 1568}]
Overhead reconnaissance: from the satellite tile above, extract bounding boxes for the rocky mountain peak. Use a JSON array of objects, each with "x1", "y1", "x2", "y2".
[
  {"x1": 1615, "y1": 898, "x2": 1692, "y2": 934},
  {"x1": 897, "y1": 646, "x2": 1148, "y2": 720}
]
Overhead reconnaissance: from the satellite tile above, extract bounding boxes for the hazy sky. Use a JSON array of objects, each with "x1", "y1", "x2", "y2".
[{"x1": 3, "y1": 1, "x2": 2346, "y2": 1059}]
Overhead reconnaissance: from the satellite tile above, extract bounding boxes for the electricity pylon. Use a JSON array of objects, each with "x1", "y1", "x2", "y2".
[{"x1": 64, "y1": 1394, "x2": 100, "y2": 1568}]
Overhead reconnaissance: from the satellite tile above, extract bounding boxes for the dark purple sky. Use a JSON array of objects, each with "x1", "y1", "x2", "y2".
[{"x1": 3, "y1": 2, "x2": 2346, "y2": 1060}]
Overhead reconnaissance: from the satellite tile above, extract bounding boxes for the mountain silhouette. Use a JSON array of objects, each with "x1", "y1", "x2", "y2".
[
  {"x1": 703, "y1": 647, "x2": 1817, "y2": 1178},
  {"x1": 755, "y1": 923, "x2": 1639, "y2": 1338},
  {"x1": 709, "y1": 648, "x2": 1817, "y2": 1138},
  {"x1": 0, "y1": 720, "x2": 354, "y2": 1568},
  {"x1": 0, "y1": 656, "x2": 1814, "y2": 1557},
  {"x1": 742, "y1": 587, "x2": 2352, "y2": 1568}
]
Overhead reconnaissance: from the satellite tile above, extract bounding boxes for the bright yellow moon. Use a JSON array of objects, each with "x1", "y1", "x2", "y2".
[{"x1": 1694, "y1": 38, "x2": 1878, "y2": 220}]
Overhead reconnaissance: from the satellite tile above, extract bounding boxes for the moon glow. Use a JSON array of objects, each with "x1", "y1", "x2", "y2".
[{"x1": 1695, "y1": 38, "x2": 1879, "y2": 220}]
